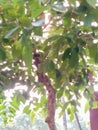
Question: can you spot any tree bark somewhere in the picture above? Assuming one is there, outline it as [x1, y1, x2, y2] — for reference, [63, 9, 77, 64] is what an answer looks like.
[37, 72, 57, 130]
[34, 51, 57, 130]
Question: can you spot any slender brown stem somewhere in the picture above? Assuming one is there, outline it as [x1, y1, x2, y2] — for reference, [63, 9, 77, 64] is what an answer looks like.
[75, 113, 82, 130]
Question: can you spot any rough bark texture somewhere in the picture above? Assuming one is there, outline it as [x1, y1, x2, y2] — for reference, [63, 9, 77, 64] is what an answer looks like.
[34, 51, 57, 130]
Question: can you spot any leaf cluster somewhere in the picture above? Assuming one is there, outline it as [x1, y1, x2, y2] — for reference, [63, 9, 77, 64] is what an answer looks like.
[0, 0, 98, 123]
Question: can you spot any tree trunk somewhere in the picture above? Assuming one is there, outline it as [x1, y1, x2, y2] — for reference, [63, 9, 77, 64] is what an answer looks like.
[34, 51, 57, 130]
[75, 113, 82, 130]
[45, 84, 57, 130]
[37, 72, 57, 130]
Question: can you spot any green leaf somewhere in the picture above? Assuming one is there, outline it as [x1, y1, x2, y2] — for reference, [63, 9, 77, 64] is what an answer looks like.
[88, 44, 97, 58]
[23, 105, 31, 114]
[19, 16, 31, 26]
[4, 117, 7, 124]
[17, 94, 26, 103]
[39, 60, 55, 74]
[0, 47, 6, 60]
[40, 96, 47, 107]
[28, 1, 47, 18]
[63, 12, 71, 27]
[57, 87, 64, 99]
[4, 26, 19, 39]
[95, 52, 98, 63]
[70, 113, 74, 121]
[69, 48, 79, 68]
[67, 106, 75, 121]
[59, 103, 68, 118]
[85, 101, 90, 113]
[62, 48, 72, 61]
[33, 26, 42, 36]
[11, 99, 20, 110]
[77, 5, 87, 13]
[54, 69, 62, 88]
[30, 111, 35, 123]
[20, 30, 33, 70]
[0, 105, 6, 111]
[84, 14, 94, 26]
[91, 7, 98, 21]
[92, 101, 98, 109]
[9, 106, 16, 114]
[22, 42, 32, 69]
[52, 4, 67, 13]
[86, 0, 96, 8]
[45, 60, 55, 72]
[11, 93, 21, 109]
[55, 69, 61, 80]
[12, 40, 22, 58]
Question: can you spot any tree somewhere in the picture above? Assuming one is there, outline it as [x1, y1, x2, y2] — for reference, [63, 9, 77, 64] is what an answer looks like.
[0, 0, 98, 130]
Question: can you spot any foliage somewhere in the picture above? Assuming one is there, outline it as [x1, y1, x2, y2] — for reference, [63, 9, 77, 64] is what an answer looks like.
[0, 113, 89, 130]
[0, 0, 98, 127]
[0, 113, 63, 130]
[0, 114, 32, 130]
